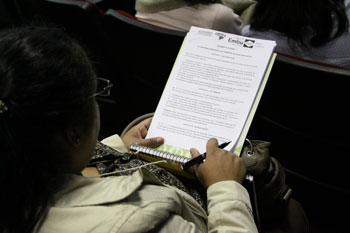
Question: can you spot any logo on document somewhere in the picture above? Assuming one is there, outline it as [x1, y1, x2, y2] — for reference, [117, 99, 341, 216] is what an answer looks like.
[243, 39, 255, 48]
[215, 32, 226, 40]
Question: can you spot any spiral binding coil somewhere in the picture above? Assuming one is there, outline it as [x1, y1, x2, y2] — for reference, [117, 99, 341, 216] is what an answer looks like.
[130, 144, 191, 164]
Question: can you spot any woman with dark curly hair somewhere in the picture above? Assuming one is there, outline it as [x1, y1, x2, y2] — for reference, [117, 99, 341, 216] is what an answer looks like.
[242, 0, 350, 68]
[0, 26, 257, 233]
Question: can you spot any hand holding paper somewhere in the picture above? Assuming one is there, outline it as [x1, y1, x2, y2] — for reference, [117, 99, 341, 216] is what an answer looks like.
[130, 26, 276, 178]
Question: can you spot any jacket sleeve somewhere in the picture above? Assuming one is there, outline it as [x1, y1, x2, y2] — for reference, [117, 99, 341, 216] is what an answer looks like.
[206, 180, 258, 233]
[101, 134, 129, 153]
[101, 134, 258, 232]
[157, 181, 258, 233]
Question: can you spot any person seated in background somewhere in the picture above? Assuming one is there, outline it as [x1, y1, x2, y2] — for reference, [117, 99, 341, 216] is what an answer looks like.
[135, 0, 244, 34]
[0, 26, 258, 233]
[221, 0, 258, 25]
[241, 0, 350, 68]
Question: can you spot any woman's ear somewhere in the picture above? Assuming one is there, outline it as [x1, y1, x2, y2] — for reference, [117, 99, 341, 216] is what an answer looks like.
[65, 127, 81, 147]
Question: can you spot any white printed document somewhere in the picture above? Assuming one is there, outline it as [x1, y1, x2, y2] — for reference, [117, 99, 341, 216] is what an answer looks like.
[146, 26, 276, 157]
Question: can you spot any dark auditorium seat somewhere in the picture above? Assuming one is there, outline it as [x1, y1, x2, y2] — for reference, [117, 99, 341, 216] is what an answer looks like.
[248, 53, 350, 184]
[246, 53, 350, 232]
[89, 0, 136, 15]
[1, 0, 39, 26]
[0, 0, 113, 78]
[24, 0, 115, 80]
[100, 9, 186, 135]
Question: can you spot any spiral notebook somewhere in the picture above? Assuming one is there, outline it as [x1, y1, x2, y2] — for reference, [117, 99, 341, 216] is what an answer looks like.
[130, 143, 195, 179]
[129, 26, 276, 179]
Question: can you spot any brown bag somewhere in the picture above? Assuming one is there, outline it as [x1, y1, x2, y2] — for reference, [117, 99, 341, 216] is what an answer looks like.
[241, 139, 310, 233]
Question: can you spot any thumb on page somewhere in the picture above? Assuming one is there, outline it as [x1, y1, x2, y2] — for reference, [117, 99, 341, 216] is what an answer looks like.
[186, 148, 201, 177]
[138, 137, 164, 148]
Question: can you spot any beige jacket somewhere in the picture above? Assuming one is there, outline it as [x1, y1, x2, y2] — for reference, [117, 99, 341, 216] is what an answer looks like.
[38, 135, 258, 233]
[135, 3, 243, 35]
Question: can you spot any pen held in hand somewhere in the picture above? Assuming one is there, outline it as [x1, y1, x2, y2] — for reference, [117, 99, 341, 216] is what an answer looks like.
[181, 141, 231, 170]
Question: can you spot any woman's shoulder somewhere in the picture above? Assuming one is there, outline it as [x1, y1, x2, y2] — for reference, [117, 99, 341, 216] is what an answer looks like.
[194, 3, 243, 33]
[195, 2, 236, 12]
[40, 172, 205, 233]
